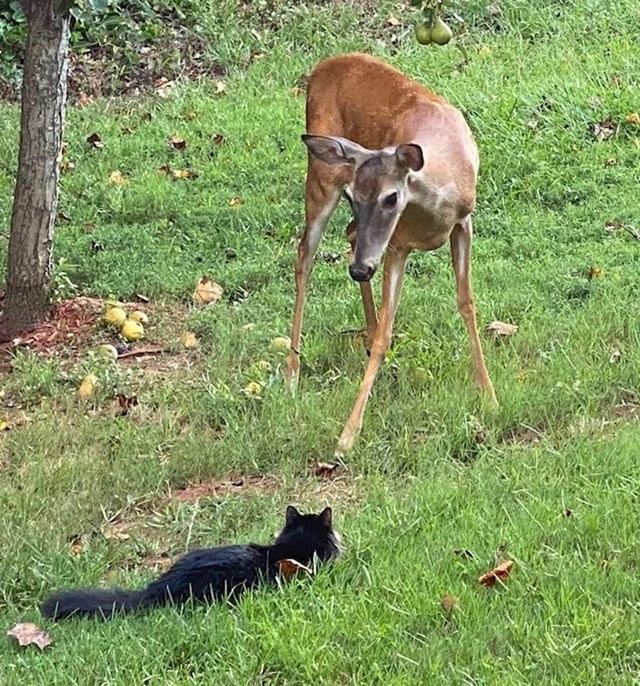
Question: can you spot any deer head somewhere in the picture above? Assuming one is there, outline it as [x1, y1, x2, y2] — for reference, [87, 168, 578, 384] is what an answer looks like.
[302, 134, 424, 281]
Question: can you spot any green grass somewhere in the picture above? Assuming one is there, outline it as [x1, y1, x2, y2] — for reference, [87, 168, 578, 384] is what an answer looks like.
[2, 1, 640, 683]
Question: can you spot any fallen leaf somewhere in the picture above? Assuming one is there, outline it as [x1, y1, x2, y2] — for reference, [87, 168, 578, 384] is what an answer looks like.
[215, 80, 227, 94]
[78, 374, 97, 400]
[485, 320, 519, 338]
[213, 134, 225, 145]
[290, 86, 303, 97]
[87, 132, 104, 149]
[108, 170, 129, 186]
[60, 160, 75, 172]
[193, 277, 223, 304]
[488, 2, 502, 15]
[7, 623, 53, 651]
[609, 348, 622, 363]
[243, 381, 263, 397]
[116, 393, 139, 416]
[315, 461, 338, 478]
[592, 118, 617, 142]
[181, 331, 199, 349]
[133, 293, 150, 303]
[587, 266, 604, 280]
[277, 558, 314, 580]
[70, 543, 83, 556]
[625, 112, 640, 125]
[605, 157, 618, 167]
[229, 197, 244, 207]
[0, 420, 9, 432]
[384, 15, 401, 27]
[241, 323, 255, 332]
[57, 211, 72, 222]
[478, 559, 515, 587]
[440, 594, 458, 614]
[167, 133, 187, 151]
[158, 165, 197, 180]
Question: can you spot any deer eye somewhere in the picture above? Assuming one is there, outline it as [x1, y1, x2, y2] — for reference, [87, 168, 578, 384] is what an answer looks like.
[382, 192, 398, 209]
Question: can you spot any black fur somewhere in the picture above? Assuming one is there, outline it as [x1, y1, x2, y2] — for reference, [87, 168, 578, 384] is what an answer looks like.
[41, 506, 340, 620]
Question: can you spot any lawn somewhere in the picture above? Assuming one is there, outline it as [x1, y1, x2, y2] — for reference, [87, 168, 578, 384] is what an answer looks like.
[1, 1, 640, 683]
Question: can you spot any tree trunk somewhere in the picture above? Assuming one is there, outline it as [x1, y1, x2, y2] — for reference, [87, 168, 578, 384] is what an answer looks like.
[0, 0, 70, 341]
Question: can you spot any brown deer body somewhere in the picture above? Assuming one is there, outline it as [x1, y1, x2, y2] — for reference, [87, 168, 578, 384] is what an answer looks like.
[284, 53, 497, 456]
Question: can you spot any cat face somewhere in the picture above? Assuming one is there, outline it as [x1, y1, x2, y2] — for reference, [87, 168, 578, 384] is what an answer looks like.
[275, 506, 341, 564]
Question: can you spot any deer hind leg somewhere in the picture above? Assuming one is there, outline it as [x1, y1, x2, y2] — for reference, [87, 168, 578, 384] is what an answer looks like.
[284, 162, 342, 393]
[450, 216, 498, 407]
[346, 220, 378, 351]
[335, 244, 409, 457]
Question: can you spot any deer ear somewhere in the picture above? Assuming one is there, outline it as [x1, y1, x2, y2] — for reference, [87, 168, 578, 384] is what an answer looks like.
[285, 505, 301, 525]
[319, 507, 332, 526]
[396, 143, 424, 172]
[302, 135, 368, 167]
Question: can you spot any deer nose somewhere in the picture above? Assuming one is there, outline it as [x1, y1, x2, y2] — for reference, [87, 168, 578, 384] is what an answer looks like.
[349, 263, 376, 282]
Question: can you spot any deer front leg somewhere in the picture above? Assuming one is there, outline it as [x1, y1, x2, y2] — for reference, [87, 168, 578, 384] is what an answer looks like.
[285, 167, 342, 393]
[335, 245, 409, 456]
[346, 220, 378, 350]
[450, 217, 498, 408]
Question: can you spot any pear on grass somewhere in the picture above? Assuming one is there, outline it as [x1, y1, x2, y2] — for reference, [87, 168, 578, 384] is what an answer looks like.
[78, 375, 98, 400]
[104, 307, 127, 328]
[431, 17, 453, 45]
[121, 319, 145, 342]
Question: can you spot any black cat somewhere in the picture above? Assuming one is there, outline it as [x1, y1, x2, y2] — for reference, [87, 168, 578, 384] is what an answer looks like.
[41, 506, 340, 620]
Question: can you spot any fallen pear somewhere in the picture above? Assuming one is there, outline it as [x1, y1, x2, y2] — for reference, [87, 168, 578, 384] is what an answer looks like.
[104, 307, 127, 328]
[269, 336, 291, 353]
[129, 310, 149, 325]
[121, 319, 145, 342]
[95, 344, 118, 360]
[431, 17, 453, 45]
[78, 374, 98, 400]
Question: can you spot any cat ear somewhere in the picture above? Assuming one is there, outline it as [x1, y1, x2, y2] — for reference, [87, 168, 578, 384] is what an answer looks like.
[285, 505, 301, 525]
[319, 507, 332, 526]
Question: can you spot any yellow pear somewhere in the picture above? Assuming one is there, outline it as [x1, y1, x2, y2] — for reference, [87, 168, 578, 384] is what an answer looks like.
[78, 374, 98, 400]
[95, 344, 118, 360]
[121, 319, 145, 341]
[129, 310, 149, 325]
[269, 336, 291, 353]
[104, 307, 127, 328]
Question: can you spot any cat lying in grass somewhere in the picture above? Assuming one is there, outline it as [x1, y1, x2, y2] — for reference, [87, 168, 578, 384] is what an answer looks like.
[42, 506, 340, 620]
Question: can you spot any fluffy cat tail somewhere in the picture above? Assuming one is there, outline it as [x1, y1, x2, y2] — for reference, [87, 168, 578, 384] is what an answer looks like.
[41, 587, 146, 620]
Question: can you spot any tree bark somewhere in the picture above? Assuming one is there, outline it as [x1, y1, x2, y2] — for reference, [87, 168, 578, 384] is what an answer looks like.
[0, 0, 70, 341]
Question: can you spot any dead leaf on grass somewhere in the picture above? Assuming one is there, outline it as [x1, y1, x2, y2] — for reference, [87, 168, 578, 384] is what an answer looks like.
[315, 461, 339, 479]
[625, 112, 640, 125]
[193, 277, 223, 304]
[587, 266, 604, 280]
[485, 320, 519, 338]
[592, 118, 617, 142]
[7, 623, 53, 651]
[228, 196, 244, 207]
[116, 393, 139, 416]
[167, 133, 187, 151]
[158, 164, 198, 180]
[70, 543, 84, 556]
[384, 15, 402, 27]
[277, 558, 314, 580]
[609, 348, 622, 363]
[87, 132, 104, 149]
[180, 331, 199, 349]
[478, 559, 515, 587]
[440, 594, 458, 614]
[213, 134, 225, 145]
[215, 80, 227, 94]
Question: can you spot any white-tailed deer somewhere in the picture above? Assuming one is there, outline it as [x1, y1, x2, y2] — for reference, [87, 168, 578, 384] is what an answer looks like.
[284, 53, 497, 456]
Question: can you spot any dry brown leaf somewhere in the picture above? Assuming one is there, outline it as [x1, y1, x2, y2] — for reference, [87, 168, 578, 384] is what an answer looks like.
[7, 623, 53, 651]
[181, 331, 199, 348]
[108, 170, 129, 186]
[290, 86, 303, 97]
[70, 543, 83, 556]
[215, 80, 227, 94]
[167, 133, 187, 151]
[193, 277, 223, 304]
[625, 112, 640, 125]
[213, 134, 225, 145]
[478, 559, 515, 587]
[87, 132, 104, 149]
[384, 15, 401, 27]
[485, 320, 519, 338]
[116, 393, 139, 417]
[587, 266, 604, 280]
[592, 118, 617, 142]
[277, 558, 314, 580]
[228, 197, 244, 207]
[315, 461, 338, 478]
[440, 594, 458, 614]
[609, 348, 622, 363]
